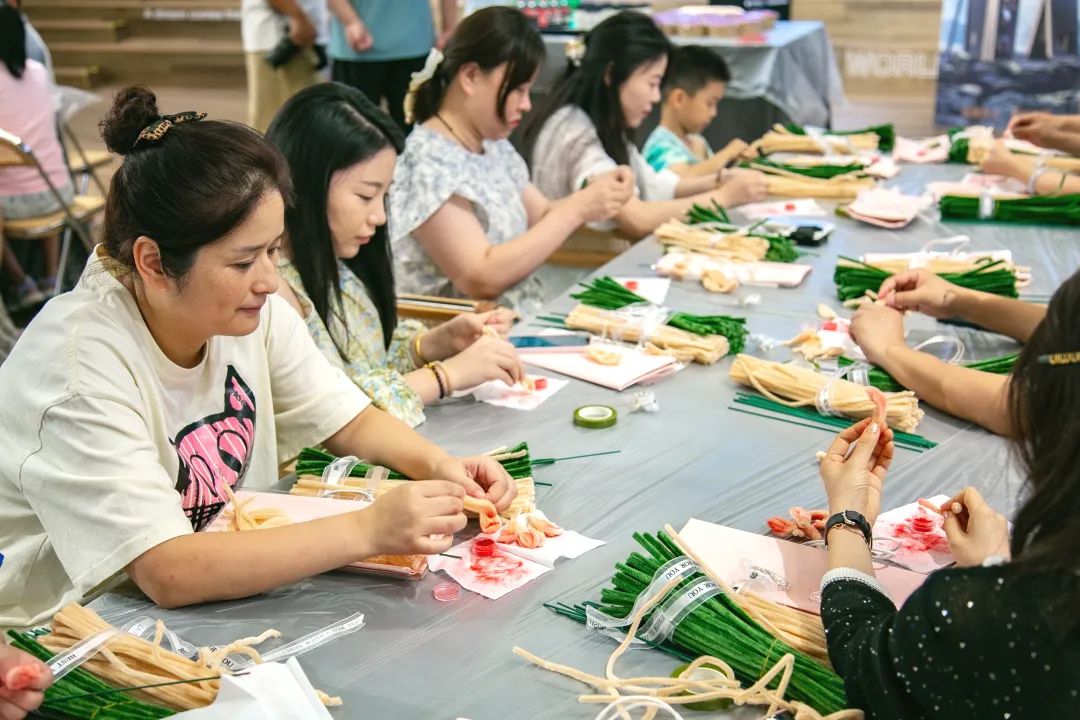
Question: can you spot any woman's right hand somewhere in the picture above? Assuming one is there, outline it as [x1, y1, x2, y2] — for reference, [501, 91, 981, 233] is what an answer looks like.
[573, 166, 635, 222]
[0, 645, 52, 720]
[361, 481, 466, 556]
[941, 486, 1011, 567]
[442, 335, 524, 390]
[713, 168, 768, 207]
[1007, 111, 1062, 148]
[877, 268, 970, 319]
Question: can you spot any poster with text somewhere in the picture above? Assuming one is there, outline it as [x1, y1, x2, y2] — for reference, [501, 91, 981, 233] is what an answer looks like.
[935, 0, 1080, 129]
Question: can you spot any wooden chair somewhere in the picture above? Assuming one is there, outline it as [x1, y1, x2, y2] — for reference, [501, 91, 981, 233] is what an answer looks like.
[548, 226, 634, 268]
[396, 293, 496, 325]
[0, 128, 104, 295]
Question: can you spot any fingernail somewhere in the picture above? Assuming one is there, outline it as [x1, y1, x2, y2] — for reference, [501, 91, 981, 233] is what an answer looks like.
[868, 422, 879, 435]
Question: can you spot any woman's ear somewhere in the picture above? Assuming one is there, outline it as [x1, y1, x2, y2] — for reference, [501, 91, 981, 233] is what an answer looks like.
[131, 236, 172, 293]
[458, 61, 483, 96]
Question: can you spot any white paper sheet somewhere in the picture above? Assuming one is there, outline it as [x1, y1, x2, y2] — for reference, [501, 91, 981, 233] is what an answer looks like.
[893, 135, 950, 164]
[737, 198, 827, 219]
[494, 530, 605, 568]
[170, 659, 333, 720]
[873, 495, 955, 575]
[456, 375, 568, 411]
[611, 277, 671, 305]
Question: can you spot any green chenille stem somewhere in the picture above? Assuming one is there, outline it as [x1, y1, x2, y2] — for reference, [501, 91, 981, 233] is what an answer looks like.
[833, 256, 1018, 301]
[295, 442, 534, 481]
[6, 631, 175, 720]
[570, 276, 750, 352]
[548, 531, 849, 714]
[743, 157, 866, 180]
[835, 353, 1019, 393]
[938, 193, 1080, 226]
[730, 393, 937, 450]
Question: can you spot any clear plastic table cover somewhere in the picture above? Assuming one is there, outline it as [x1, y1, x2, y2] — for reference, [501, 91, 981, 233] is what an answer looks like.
[89, 164, 1080, 719]
[538, 21, 843, 128]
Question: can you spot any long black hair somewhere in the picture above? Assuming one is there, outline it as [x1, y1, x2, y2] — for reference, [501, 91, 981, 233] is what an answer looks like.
[99, 86, 291, 283]
[521, 11, 671, 167]
[1007, 268, 1080, 631]
[410, 6, 544, 125]
[265, 82, 404, 350]
[0, 5, 27, 79]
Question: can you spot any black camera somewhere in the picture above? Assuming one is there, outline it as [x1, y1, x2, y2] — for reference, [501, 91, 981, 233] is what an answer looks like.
[265, 38, 328, 71]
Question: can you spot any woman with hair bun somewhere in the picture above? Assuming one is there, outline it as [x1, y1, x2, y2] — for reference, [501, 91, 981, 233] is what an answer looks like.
[0, 85, 516, 630]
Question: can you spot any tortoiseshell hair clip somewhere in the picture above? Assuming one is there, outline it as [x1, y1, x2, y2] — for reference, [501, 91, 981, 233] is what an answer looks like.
[134, 111, 207, 147]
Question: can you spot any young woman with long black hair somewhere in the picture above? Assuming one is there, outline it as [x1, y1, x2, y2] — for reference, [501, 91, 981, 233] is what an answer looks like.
[522, 11, 767, 240]
[817, 270, 1080, 716]
[266, 83, 523, 427]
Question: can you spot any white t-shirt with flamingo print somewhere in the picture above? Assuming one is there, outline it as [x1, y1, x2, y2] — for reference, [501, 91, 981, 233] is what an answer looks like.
[0, 248, 370, 629]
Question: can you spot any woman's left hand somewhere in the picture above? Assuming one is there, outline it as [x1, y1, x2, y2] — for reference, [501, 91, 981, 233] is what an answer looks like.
[849, 303, 906, 367]
[433, 455, 517, 513]
[426, 308, 518, 359]
[819, 418, 895, 524]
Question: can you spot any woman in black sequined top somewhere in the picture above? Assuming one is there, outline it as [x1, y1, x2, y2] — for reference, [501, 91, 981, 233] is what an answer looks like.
[815, 269, 1080, 718]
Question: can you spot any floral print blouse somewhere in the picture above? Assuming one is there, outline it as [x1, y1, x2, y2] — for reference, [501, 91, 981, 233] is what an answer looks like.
[388, 124, 546, 313]
[277, 258, 426, 427]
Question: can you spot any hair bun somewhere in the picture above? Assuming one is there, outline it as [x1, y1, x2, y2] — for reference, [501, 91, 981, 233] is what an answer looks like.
[99, 85, 161, 155]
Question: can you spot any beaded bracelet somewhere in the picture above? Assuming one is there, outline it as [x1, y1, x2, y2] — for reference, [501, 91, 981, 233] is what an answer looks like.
[432, 361, 452, 397]
[426, 362, 446, 398]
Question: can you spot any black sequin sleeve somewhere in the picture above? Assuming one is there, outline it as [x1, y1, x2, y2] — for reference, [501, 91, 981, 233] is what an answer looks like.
[819, 565, 1079, 719]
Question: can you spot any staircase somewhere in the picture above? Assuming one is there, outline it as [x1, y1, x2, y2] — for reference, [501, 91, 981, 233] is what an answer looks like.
[26, 0, 243, 89]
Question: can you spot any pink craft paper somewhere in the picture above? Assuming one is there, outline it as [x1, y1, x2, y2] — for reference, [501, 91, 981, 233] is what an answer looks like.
[846, 188, 927, 228]
[519, 347, 678, 391]
[678, 518, 926, 615]
[873, 495, 955, 575]
[207, 491, 428, 579]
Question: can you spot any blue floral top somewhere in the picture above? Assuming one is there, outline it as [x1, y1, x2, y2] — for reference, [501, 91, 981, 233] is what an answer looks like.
[278, 258, 426, 427]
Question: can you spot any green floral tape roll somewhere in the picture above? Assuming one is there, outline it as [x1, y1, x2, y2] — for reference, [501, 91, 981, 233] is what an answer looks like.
[573, 405, 617, 429]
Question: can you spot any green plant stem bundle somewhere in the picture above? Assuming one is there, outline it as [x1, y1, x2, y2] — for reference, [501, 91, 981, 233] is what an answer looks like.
[742, 156, 865, 179]
[570, 276, 749, 353]
[295, 443, 534, 481]
[683, 202, 800, 263]
[836, 353, 1019, 393]
[730, 392, 937, 451]
[939, 193, 1080, 226]
[549, 530, 849, 714]
[6, 631, 175, 720]
[833, 256, 1018, 301]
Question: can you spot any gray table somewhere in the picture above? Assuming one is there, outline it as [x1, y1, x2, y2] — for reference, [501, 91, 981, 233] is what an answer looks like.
[91, 164, 1080, 719]
[535, 21, 844, 149]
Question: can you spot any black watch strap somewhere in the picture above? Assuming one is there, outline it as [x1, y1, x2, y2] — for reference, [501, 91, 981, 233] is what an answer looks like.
[824, 510, 873, 549]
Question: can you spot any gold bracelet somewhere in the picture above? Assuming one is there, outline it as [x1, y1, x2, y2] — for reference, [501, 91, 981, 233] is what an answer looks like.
[413, 331, 428, 366]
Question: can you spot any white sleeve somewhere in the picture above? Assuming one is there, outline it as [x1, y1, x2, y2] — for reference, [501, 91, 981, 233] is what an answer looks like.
[631, 145, 680, 201]
[20, 394, 194, 597]
[262, 294, 372, 461]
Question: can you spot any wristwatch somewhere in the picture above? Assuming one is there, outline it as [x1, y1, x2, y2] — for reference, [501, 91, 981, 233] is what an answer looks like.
[824, 510, 873, 549]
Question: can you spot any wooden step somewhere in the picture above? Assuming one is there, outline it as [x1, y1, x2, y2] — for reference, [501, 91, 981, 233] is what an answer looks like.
[36, 18, 129, 43]
[23, 0, 240, 22]
[54, 65, 105, 89]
